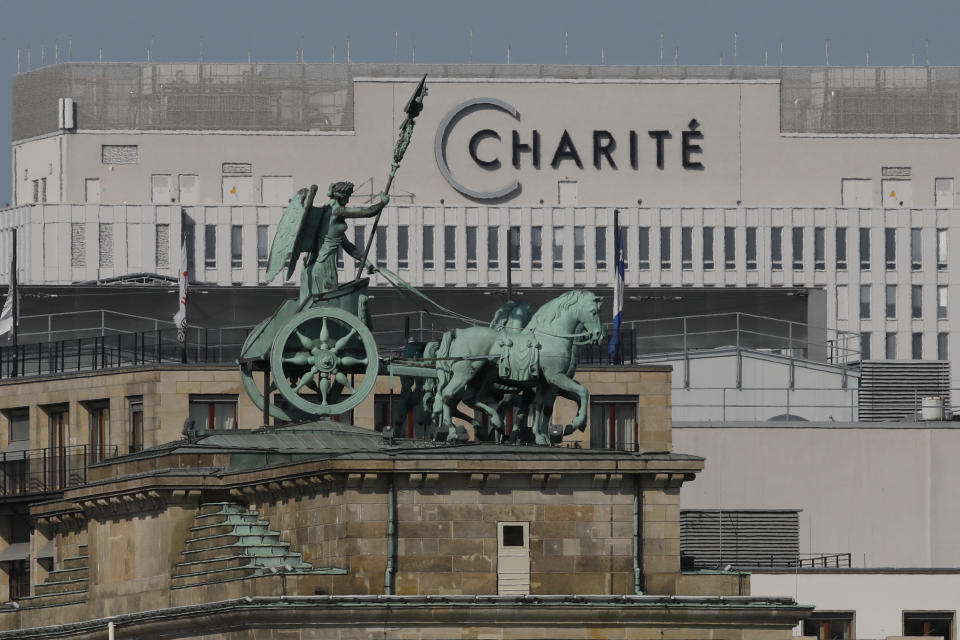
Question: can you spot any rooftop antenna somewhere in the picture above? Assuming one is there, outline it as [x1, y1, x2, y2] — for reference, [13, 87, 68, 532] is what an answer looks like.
[468, 28, 473, 63]
[601, 46, 605, 64]
[563, 31, 568, 63]
[247, 49, 251, 64]
[346, 35, 351, 63]
[733, 32, 737, 64]
[394, 32, 398, 63]
[825, 39, 830, 66]
[331, 44, 335, 63]
[27, 46, 30, 71]
[912, 51, 916, 65]
[41, 43, 45, 66]
[659, 33, 663, 66]
[199, 36, 203, 63]
[506, 43, 510, 64]
[299, 34, 304, 62]
[411, 43, 415, 64]
[925, 39, 930, 66]
[674, 46, 678, 65]
[55, 39, 58, 64]
[866, 49, 870, 66]
[68, 36, 72, 61]
[98, 47, 102, 64]
[779, 40, 783, 66]
[719, 51, 723, 65]
[16, 48, 20, 74]
[764, 49, 768, 66]
[150, 34, 154, 62]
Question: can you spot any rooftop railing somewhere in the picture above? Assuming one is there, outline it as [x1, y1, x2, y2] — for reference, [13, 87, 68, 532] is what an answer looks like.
[0, 444, 118, 496]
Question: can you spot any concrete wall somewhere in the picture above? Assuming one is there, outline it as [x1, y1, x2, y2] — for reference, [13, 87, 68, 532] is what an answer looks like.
[753, 571, 960, 639]
[674, 425, 960, 567]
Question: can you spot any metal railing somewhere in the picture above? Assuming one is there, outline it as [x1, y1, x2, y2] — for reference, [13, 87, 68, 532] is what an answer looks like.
[0, 445, 118, 496]
[786, 553, 852, 569]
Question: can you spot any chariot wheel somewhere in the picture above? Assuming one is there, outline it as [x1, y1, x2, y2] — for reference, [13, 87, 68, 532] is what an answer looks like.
[238, 316, 311, 423]
[270, 306, 379, 416]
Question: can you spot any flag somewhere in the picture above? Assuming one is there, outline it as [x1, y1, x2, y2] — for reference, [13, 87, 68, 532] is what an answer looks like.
[0, 262, 18, 339]
[173, 238, 187, 339]
[607, 226, 625, 361]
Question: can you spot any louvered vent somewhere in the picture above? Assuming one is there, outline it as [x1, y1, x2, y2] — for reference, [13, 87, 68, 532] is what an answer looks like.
[70, 223, 85, 268]
[680, 510, 799, 569]
[858, 361, 951, 422]
[98, 223, 113, 268]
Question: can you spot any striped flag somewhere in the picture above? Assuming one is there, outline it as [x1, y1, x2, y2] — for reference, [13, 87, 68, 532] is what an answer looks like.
[173, 238, 188, 342]
[608, 225, 625, 361]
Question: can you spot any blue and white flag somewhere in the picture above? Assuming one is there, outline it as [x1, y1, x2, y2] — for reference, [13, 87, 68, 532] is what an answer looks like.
[608, 226, 625, 360]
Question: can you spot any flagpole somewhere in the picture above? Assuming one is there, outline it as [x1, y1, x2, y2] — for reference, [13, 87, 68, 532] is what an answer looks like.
[10, 228, 18, 378]
[613, 209, 620, 364]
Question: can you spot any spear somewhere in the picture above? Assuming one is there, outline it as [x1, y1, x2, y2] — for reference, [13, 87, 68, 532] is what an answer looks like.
[356, 75, 427, 279]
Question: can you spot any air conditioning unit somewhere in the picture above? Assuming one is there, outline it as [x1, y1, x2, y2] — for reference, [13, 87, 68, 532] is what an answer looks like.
[58, 98, 76, 130]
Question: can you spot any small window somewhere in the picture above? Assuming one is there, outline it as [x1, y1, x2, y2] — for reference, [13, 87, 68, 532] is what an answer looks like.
[594, 227, 606, 270]
[516, 226, 528, 268]
[911, 228, 922, 270]
[204, 226, 216, 270]
[423, 226, 434, 270]
[573, 226, 585, 270]
[938, 285, 948, 319]
[638, 227, 650, 270]
[886, 284, 897, 319]
[32, 179, 39, 203]
[723, 227, 735, 270]
[745, 227, 757, 270]
[589, 396, 638, 451]
[553, 228, 564, 269]
[156, 224, 170, 269]
[376, 228, 387, 268]
[912, 332, 923, 360]
[7, 409, 29, 443]
[937, 229, 948, 270]
[444, 226, 456, 269]
[703, 227, 715, 270]
[859, 285, 871, 319]
[836, 285, 848, 322]
[938, 332, 948, 361]
[859, 228, 871, 270]
[257, 225, 268, 269]
[885, 332, 897, 359]
[903, 611, 953, 639]
[8, 559, 29, 601]
[40, 177, 47, 203]
[912, 285, 922, 319]
[230, 225, 242, 269]
[660, 227, 671, 269]
[502, 525, 525, 547]
[861, 332, 871, 360]
[792, 228, 803, 270]
[835, 227, 847, 270]
[814, 227, 825, 270]
[770, 227, 782, 270]
[465, 226, 477, 269]
[802, 612, 853, 640]
[398, 226, 409, 269]
[885, 228, 896, 270]
[128, 397, 144, 454]
[488, 227, 500, 269]
[87, 401, 110, 463]
[188, 394, 238, 430]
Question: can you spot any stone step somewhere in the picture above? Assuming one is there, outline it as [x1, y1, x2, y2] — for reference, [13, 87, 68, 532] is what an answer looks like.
[189, 522, 272, 537]
[59, 555, 89, 571]
[194, 511, 262, 526]
[198, 502, 250, 517]
[170, 565, 258, 588]
[181, 542, 301, 563]
[46, 566, 88, 581]
[174, 553, 311, 575]
[17, 590, 87, 609]
[184, 532, 282, 551]
[34, 577, 88, 597]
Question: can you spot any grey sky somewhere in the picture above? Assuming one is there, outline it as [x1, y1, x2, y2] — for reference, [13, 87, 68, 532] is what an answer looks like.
[2, 0, 958, 204]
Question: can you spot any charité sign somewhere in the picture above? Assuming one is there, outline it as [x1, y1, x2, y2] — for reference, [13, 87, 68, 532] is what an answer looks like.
[434, 97, 705, 201]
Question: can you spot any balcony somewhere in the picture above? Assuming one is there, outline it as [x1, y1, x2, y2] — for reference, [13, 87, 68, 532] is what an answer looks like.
[0, 445, 118, 496]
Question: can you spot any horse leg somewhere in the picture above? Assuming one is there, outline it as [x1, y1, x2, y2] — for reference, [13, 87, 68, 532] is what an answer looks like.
[438, 362, 480, 442]
[544, 371, 590, 433]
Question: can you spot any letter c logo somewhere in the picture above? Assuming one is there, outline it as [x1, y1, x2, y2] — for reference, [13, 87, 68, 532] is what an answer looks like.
[434, 98, 521, 201]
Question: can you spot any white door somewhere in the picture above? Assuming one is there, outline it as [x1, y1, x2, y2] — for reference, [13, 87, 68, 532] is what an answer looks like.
[222, 176, 253, 204]
[261, 176, 294, 205]
[497, 522, 530, 595]
[841, 178, 872, 207]
[151, 174, 172, 204]
[882, 179, 912, 208]
[935, 177, 954, 208]
[179, 174, 199, 204]
[558, 181, 578, 206]
[84, 178, 101, 204]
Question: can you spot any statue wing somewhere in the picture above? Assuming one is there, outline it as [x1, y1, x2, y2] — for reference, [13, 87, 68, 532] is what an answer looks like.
[265, 184, 318, 283]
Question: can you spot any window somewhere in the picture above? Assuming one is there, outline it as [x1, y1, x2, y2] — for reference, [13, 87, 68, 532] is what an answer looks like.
[935, 177, 955, 208]
[886, 285, 897, 319]
[859, 228, 871, 270]
[861, 332, 871, 360]
[188, 395, 238, 430]
[70, 223, 86, 268]
[423, 226, 434, 269]
[885, 332, 897, 359]
[814, 227, 825, 270]
[681, 227, 693, 269]
[553, 228, 564, 269]
[444, 226, 455, 269]
[573, 226, 585, 270]
[156, 224, 170, 269]
[31, 179, 38, 203]
[912, 285, 922, 319]
[466, 226, 477, 269]
[99, 223, 113, 268]
[88, 402, 110, 463]
[703, 227, 715, 270]
[836, 227, 847, 270]
[770, 227, 782, 270]
[860, 285, 871, 319]
[48, 406, 69, 489]
[40, 177, 46, 203]
[724, 227, 735, 270]
[638, 227, 650, 269]
[885, 228, 896, 270]
[802, 612, 853, 640]
[353, 225, 365, 267]
[937, 229, 947, 270]
[257, 225, 268, 268]
[7, 409, 28, 443]
[912, 332, 923, 359]
[502, 524, 525, 547]
[376, 228, 387, 268]
[836, 285, 848, 321]
[938, 285, 948, 319]
[261, 176, 293, 205]
[101, 144, 138, 164]
[938, 332, 948, 361]
[151, 174, 171, 204]
[7, 559, 29, 602]
[746, 227, 757, 270]
[230, 225, 242, 268]
[517, 226, 529, 268]
[84, 178, 101, 203]
[911, 228, 922, 270]
[204, 226, 216, 269]
[660, 227, 671, 269]
[488, 228, 499, 269]
[589, 397, 638, 451]
[595, 227, 606, 270]
[373, 395, 393, 432]
[398, 226, 409, 269]
[792, 228, 803, 270]
[903, 611, 953, 639]
[128, 397, 143, 454]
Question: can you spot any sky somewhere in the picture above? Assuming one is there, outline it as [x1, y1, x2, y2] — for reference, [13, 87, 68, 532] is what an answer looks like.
[2, 0, 960, 204]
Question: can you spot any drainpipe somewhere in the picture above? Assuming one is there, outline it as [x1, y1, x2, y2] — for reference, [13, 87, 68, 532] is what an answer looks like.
[107, 621, 115, 640]
[384, 474, 397, 595]
[633, 477, 644, 594]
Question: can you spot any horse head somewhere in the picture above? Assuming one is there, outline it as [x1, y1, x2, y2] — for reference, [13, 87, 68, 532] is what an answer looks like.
[575, 292, 606, 345]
